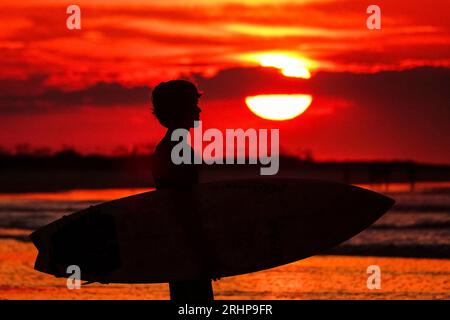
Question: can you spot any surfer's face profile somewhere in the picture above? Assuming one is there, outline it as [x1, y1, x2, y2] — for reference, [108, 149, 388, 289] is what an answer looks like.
[181, 95, 201, 127]
[151, 80, 202, 130]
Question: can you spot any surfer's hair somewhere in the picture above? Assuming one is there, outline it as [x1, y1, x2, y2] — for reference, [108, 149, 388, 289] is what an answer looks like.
[151, 80, 201, 128]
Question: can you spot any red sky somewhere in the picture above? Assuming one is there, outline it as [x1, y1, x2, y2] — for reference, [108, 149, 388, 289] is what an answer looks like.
[1, 0, 450, 163]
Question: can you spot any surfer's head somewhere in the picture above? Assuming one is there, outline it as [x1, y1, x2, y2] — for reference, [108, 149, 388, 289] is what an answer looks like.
[151, 80, 202, 129]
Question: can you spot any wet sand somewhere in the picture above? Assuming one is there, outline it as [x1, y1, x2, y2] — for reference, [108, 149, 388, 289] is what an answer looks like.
[1, 239, 448, 300]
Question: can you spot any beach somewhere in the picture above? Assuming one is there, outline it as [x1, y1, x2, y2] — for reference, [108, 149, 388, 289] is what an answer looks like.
[0, 239, 448, 300]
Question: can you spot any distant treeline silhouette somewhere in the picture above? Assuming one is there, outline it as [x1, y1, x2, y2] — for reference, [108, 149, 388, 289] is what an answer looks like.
[1, 148, 450, 193]
[0, 148, 151, 171]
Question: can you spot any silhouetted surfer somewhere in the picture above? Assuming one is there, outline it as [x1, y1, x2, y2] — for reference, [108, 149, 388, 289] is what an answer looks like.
[151, 80, 215, 301]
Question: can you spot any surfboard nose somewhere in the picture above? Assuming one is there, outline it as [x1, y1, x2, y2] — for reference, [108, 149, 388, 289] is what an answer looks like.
[377, 194, 395, 220]
[383, 195, 396, 210]
[372, 190, 395, 211]
[353, 186, 396, 221]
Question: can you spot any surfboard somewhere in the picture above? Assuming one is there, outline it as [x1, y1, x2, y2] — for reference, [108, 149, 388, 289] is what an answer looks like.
[30, 178, 394, 283]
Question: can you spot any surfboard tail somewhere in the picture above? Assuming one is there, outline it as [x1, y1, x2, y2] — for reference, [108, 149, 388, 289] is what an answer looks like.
[29, 229, 51, 268]
[29, 230, 43, 251]
[29, 230, 53, 274]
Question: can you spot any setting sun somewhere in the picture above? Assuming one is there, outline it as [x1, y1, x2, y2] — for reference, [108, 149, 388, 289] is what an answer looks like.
[245, 94, 313, 120]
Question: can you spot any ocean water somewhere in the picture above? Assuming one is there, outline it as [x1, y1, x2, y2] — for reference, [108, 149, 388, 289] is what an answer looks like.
[0, 182, 449, 299]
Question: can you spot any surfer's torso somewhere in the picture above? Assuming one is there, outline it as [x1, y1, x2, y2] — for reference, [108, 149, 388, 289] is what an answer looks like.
[152, 131, 198, 189]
